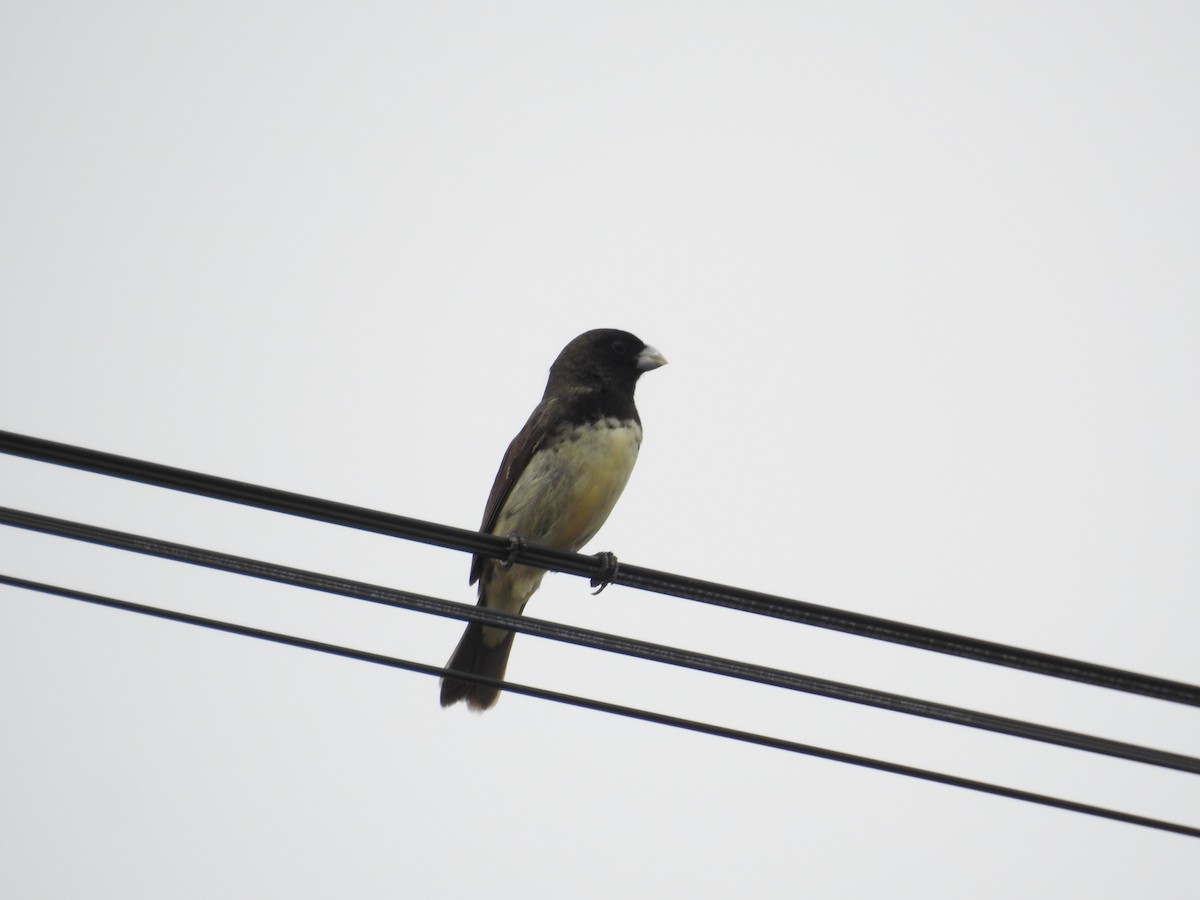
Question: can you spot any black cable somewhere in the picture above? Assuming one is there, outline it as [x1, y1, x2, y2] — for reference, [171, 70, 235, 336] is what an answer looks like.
[1, 428, 1197, 706]
[3, 573, 1197, 840]
[2, 504, 1197, 776]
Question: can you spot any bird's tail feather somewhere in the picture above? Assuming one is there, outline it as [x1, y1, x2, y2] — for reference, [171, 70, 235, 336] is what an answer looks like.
[439, 621, 515, 712]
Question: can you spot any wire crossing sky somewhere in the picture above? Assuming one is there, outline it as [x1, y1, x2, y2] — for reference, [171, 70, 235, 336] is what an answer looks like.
[5, 573, 1198, 840]
[2, 502, 1198, 777]
[3, 428, 1196, 705]
[2, 433, 1199, 838]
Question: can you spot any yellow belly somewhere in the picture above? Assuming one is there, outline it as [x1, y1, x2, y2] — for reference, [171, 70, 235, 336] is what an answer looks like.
[480, 417, 643, 639]
[494, 417, 643, 553]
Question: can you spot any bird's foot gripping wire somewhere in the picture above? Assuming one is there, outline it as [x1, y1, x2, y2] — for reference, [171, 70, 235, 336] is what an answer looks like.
[590, 551, 619, 595]
[501, 533, 527, 569]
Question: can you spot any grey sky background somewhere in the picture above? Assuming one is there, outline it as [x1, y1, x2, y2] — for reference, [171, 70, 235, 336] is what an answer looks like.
[3, 3, 1198, 897]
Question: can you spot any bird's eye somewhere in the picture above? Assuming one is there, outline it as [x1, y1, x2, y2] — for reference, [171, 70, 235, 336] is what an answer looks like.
[611, 340, 627, 355]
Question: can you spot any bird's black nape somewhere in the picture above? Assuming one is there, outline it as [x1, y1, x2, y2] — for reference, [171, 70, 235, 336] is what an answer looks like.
[545, 329, 664, 397]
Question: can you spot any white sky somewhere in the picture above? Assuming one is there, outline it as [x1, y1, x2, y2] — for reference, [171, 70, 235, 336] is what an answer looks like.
[3, 2, 1199, 897]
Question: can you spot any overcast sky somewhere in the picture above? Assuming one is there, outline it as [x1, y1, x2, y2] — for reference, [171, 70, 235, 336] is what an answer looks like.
[3, 3, 1199, 897]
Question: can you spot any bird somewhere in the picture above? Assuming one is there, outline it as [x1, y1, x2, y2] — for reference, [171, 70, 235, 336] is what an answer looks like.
[439, 328, 667, 711]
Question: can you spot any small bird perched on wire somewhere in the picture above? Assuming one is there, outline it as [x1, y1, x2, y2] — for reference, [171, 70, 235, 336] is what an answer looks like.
[439, 328, 667, 711]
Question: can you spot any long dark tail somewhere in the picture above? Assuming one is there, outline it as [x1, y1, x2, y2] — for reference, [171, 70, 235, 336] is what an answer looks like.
[439, 621, 515, 712]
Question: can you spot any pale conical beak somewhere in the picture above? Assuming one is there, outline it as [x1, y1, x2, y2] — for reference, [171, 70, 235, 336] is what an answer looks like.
[636, 345, 667, 371]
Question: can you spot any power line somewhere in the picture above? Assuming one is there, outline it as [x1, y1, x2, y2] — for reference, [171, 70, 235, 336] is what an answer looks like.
[1, 428, 1197, 706]
[2, 504, 1197, 776]
[3, 572, 1197, 840]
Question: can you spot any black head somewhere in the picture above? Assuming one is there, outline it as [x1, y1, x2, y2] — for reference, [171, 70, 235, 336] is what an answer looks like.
[545, 329, 667, 398]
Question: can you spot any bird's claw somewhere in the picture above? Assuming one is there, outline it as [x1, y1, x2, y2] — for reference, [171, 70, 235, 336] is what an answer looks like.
[502, 533, 527, 568]
[590, 551, 619, 594]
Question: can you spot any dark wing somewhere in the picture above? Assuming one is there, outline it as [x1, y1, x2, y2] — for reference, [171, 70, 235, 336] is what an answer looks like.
[469, 397, 562, 585]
